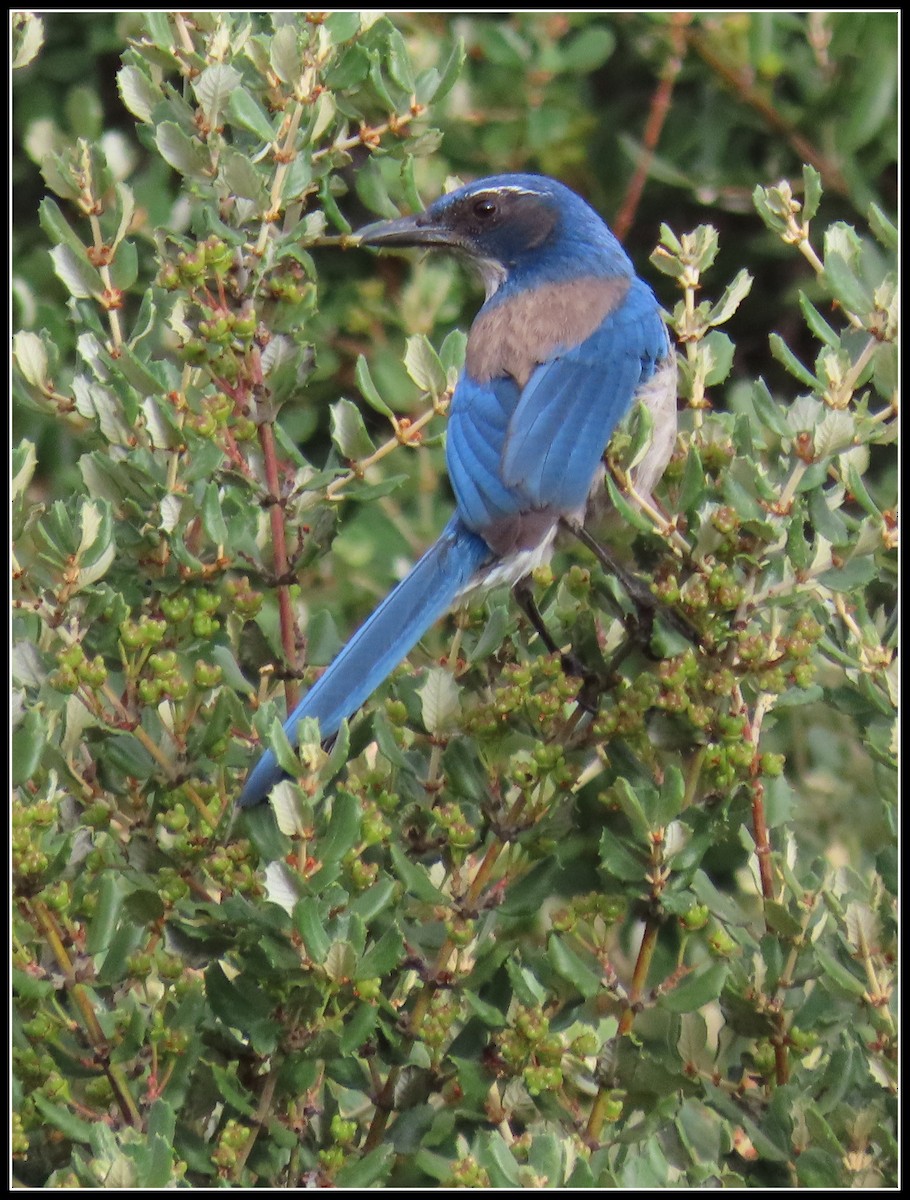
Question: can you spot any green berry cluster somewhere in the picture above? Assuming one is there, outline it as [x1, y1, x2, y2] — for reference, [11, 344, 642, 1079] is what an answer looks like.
[48, 640, 108, 696]
[498, 1005, 566, 1096]
[466, 654, 582, 742]
[550, 892, 626, 936]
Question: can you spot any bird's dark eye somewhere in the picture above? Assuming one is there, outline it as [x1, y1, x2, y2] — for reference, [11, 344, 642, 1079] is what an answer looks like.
[473, 198, 498, 218]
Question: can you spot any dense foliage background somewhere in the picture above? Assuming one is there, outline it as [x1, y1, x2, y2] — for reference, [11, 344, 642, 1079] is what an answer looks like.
[12, 11, 897, 1187]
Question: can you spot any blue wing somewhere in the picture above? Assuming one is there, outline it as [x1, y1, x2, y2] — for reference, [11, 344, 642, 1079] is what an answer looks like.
[447, 278, 669, 536]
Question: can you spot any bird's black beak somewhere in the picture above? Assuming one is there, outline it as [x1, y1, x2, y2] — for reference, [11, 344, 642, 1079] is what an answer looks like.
[355, 212, 464, 251]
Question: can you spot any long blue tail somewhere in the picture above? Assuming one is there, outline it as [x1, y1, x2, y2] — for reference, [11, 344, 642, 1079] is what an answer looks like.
[237, 517, 493, 808]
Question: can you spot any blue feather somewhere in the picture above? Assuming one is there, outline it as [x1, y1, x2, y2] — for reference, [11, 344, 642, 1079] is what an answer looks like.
[237, 518, 491, 808]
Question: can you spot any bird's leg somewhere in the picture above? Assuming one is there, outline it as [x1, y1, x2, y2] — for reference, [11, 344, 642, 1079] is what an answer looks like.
[563, 519, 699, 648]
[512, 578, 602, 713]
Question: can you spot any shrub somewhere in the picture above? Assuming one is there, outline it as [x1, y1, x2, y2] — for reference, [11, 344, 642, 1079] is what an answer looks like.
[13, 12, 896, 1187]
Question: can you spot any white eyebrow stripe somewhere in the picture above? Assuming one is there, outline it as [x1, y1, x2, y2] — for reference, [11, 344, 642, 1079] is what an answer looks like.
[470, 185, 545, 199]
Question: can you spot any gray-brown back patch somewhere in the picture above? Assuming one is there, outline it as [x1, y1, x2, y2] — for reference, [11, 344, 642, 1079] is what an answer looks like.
[466, 275, 631, 388]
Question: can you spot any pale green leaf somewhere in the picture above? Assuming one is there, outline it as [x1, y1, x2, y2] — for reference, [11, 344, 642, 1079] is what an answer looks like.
[49, 244, 103, 299]
[330, 397, 375, 459]
[12, 442, 38, 509]
[225, 88, 276, 142]
[192, 63, 243, 124]
[155, 122, 211, 180]
[404, 334, 446, 395]
[263, 859, 302, 914]
[417, 668, 461, 734]
[270, 23, 301, 84]
[706, 269, 753, 326]
[12, 331, 48, 387]
[12, 12, 44, 69]
[117, 64, 161, 123]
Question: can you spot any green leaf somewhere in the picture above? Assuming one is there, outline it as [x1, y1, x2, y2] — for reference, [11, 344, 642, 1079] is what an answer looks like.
[86, 875, 125, 955]
[823, 223, 872, 314]
[12, 440, 38, 499]
[349, 877, 397, 924]
[558, 26, 615, 71]
[270, 23, 301, 84]
[12, 11, 44, 69]
[814, 945, 866, 996]
[12, 708, 45, 786]
[795, 1148, 845, 1188]
[279, 154, 314, 203]
[661, 961, 728, 1012]
[701, 330, 735, 386]
[355, 157, 400, 219]
[110, 240, 138, 291]
[201, 482, 231, 546]
[678, 442, 707, 513]
[676, 1099, 725, 1166]
[477, 1132, 522, 1188]
[763, 900, 802, 937]
[367, 52, 397, 109]
[32, 1096, 94, 1144]
[209, 1063, 258, 1116]
[390, 844, 447, 903]
[417, 668, 460, 734]
[798, 292, 840, 349]
[154, 122, 211, 180]
[145, 10, 176, 49]
[706, 269, 753, 326]
[817, 556, 876, 591]
[324, 11, 362, 42]
[813, 410, 855, 459]
[294, 897, 331, 962]
[463, 992, 507, 1028]
[603, 472, 656, 533]
[867, 202, 897, 251]
[607, 777, 652, 840]
[38, 197, 88, 258]
[205, 961, 275, 1028]
[339, 1002, 380, 1055]
[310, 91, 336, 143]
[801, 163, 823, 222]
[335, 1145, 395, 1188]
[330, 397, 376, 459]
[843, 462, 882, 518]
[432, 38, 465, 103]
[49, 244, 103, 299]
[319, 792, 362, 864]
[355, 354, 395, 419]
[356, 925, 404, 978]
[823, 255, 873, 316]
[386, 28, 415, 92]
[547, 933, 602, 999]
[192, 63, 242, 124]
[769, 333, 820, 388]
[12, 331, 49, 387]
[599, 830, 646, 882]
[702, 1082, 789, 1162]
[220, 148, 267, 204]
[804, 1102, 847, 1159]
[225, 88, 276, 141]
[117, 64, 162, 123]
[324, 939, 358, 983]
[657, 766, 686, 825]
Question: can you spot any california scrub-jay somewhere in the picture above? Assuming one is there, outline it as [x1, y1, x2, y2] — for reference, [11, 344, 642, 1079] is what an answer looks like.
[238, 174, 676, 809]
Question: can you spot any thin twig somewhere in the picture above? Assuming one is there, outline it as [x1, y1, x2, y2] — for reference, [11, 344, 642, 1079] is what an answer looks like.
[614, 13, 690, 243]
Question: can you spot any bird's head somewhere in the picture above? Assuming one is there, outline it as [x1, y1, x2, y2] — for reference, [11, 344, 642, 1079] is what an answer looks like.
[356, 174, 629, 299]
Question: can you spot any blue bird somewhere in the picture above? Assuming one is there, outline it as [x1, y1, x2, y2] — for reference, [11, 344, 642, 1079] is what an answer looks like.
[238, 174, 676, 809]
